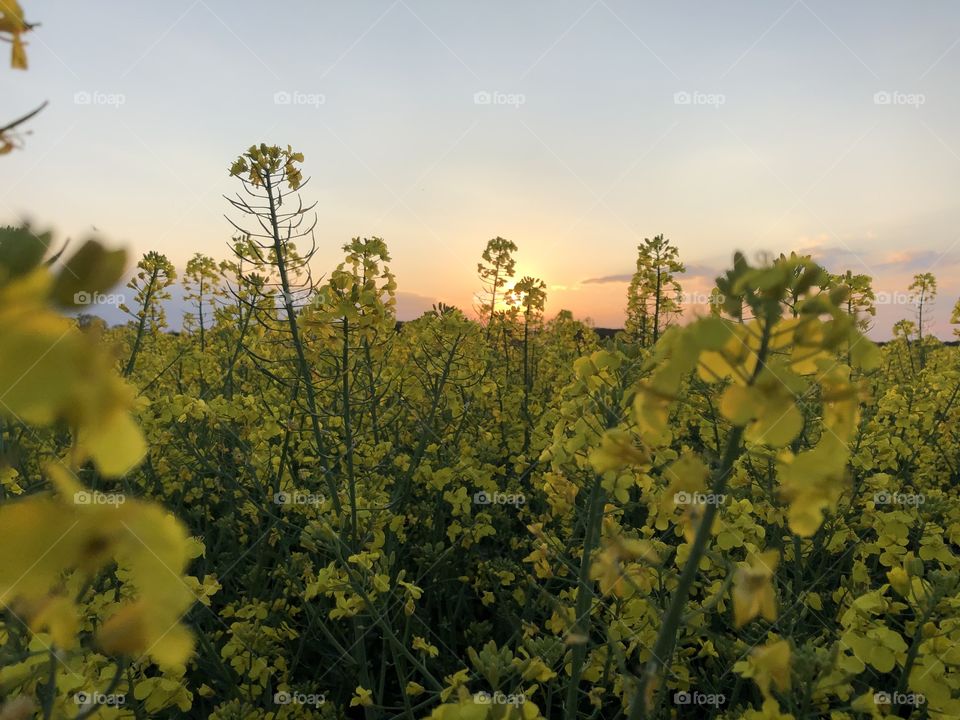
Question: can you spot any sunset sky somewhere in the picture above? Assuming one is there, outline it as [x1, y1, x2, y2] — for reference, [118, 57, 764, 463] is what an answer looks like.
[5, 1, 960, 337]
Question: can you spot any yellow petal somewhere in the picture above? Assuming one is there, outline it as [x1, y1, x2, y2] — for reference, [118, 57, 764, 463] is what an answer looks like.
[26, 595, 78, 649]
[80, 409, 147, 477]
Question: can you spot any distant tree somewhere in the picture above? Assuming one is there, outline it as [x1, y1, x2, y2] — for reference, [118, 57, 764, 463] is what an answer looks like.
[831, 269, 876, 332]
[767, 252, 830, 320]
[183, 252, 225, 353]
[121, 251, 176, 377]
[476, 236, 517, 336]
[505, 276, 547, 451]
[892, 318, 918, 375]
[625, 234, 684, 346]
[909, 272, 937, 341]
[708, 287, 726, 318]
[76, 312, 106, 333]
[505, 276, 547, 331]
[893, 319, 916, 342]
[951, 298, 960, 339]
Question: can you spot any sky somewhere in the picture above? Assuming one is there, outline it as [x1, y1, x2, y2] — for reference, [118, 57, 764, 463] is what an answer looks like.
[4, 0, 960, 338]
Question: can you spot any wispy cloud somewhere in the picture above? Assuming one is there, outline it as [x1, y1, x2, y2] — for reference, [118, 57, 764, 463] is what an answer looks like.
[581, 273, 633, 284]
[798, 245, 960, 275]
[581, 262, 720, 285]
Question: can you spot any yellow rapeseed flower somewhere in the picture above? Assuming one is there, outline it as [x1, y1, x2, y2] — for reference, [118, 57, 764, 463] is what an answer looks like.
[733, 550, 779, 627]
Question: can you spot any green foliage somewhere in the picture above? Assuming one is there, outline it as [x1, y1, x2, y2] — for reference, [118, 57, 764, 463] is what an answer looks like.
[625, 234, 684, 346]
[477, 236, 518, 332]
[4, 209, 960, 719]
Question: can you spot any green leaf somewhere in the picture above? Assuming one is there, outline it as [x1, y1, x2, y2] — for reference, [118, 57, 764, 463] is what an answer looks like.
[694, 316, 731, 350]
[51, 240, 127, 307]
[0, 225, 49, 283]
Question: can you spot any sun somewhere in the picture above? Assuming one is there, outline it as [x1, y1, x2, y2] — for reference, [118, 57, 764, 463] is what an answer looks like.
[492, 265, 544, 310]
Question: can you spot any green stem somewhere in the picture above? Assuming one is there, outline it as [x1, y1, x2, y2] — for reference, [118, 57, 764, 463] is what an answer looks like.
[41, 649, 56, 720]
[629, 321, 772, 719]
[629, 424, 745, 720]
[563, 474, 607, 720]
[123, 268, 159, 377]
[261, 170, 343, 518]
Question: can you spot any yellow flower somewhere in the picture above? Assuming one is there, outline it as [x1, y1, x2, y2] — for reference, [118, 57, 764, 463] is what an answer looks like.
[588, 429, 650, 474]
[678, 502, 705, 544]
[0, 0, 30, 69]
[741, 698, 795, 720]
[887, 566, 911, 597]
[749, 640, 792, 698]
[0, 265, 146, 477]
[0, 463, 196, 664]
[97, 599, 194, 668]
[733, 551, 779, 627]
[661, 453, 710, 542]
[351, 686, 374, 707]
[22, 594, 77, 649]
[719, 362, 805, 448]
[777, 436, 848, 537]
[413, 636, 440, 657]
[590, 535, 659, 598]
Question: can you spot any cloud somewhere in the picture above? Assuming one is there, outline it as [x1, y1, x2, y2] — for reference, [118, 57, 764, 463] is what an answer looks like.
[581, 262, 720, 285]
[581, 273, 633, 284]
[796, 244, 959, 276]
[680, 263, 722, 279]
